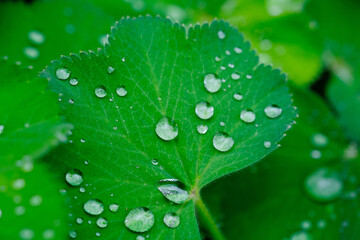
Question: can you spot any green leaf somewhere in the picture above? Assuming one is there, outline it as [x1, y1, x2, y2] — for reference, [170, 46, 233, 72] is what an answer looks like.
[42, 17, 296, 239]
[0, 0, 113, 71]
[203, 87, 357, 240]
[0, 58, 72, 239]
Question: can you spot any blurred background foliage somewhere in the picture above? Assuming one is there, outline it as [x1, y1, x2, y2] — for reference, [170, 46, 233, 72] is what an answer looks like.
[0, 0, 359, 239]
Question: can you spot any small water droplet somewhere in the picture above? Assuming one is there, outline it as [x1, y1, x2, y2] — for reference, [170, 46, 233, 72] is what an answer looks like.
[122, 57, 126, 62]
[290, 231, 311, 240]
[95, 86, 107, 98]
[68, 99, 74, 104]
[311, 150, 321, 159]
[107, 66, 115, 74]
[234, 47, 242, 54]
[264, 104, 282, 118]
[158, 179, 189, 204]
[228, 63, 234, 68]
[65, 169, 83, 187]
[311, 133, 328, 148]
[163, 212, 180, 228]
[29, 195, 42, 206]
[204, 74, 221, 93]
[70, 78, 78, 86]
[56, 68, 71, 80]
[240, 110, 256, 123]
[305, 167, 343, 202]
[136, 236, 145, 240]
[151, 159, 158, 166]
[109, 203, 119, 213]
[116, 86, 127, 97]
[24, 47, 39, 59]
[155, 117, 178, 141]
[13, 178, 25, 190]
[20, 229, 34, 240]
[76, 217, 83, 225]
[231, 73, 240, 80]
[217, 30, 226, 39]
[215, 56, 221, 62]
[69, 230, 77, 239]
[83, 199, 104, 216]
[197, 124, 208, 134]
[264, 141, 271, 149]
[0, 125, 4, 134]
[213, 132, 234, 152]
[220, 122, 225, 126]
[246, 74, 253, 79]
[96, 217, 108, 228]
[124, 207, 154, 233]
[28, 30, 45, 45]
[195, 101, 214, 120]
[233, 93, 243, 101]
[225, 50, 231, 55]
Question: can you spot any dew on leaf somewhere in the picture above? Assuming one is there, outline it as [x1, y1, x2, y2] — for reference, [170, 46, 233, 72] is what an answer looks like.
[24, 47, 39, 59]
[96, 217, 108, 228]
[305, 167, 343, 202]
[107, 66, 115, 74]
[158, 179, 189, 204]
[116, 86, 127, 97]
[124, 207, 154, 233]
[217, 30, 226, 39]
[233, 93, 243, 101]
[311, 133, 328, 148]
[264, 104, 282, 118]
[69, 230, 77, 239]
[70, 78, 78, 86]
[163, 212, 180, 228]
[56, 68, 71, 80]
[28, 30, 45, 45]
[109, 203, 119, 213]
[197, 124, 208, 134]
[76, 217, 83, 225]
[204, 73, 221, 93]
[240, 110, 256, 123]
[65, 169, 83, 187]
[83, 199, 104, 216]
[155, 117, 178, 141]
[195, 101, 214, 120]
[213, 132, 234, 152]
[234, 47, 243, 54]
[95, 86, 107, 98]
[264, 141, 272, 149]
[231, 73, 240, 80]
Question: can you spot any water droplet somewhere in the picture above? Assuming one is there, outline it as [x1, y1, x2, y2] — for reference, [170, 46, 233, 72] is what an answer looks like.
[13, 178, 25, 190]
[163, 212, 180, 228]
[28, 30, 45, 45]
[305, 167, 343, 202]
[240, 110, 256, 123]
[80, 187, 86, 193]
[107, 66, 115, 74]
[231, 73, 240, 80]
[124, 207, 154, 233]
[228, 63, 234, 68]
[311, 150, 321, 159]
[246, 74, 253, 79]
[204, 74, 221, 93]
[151, 159, 158, 166]
[76, 217, 83, 225]
[158, 179, 189, 204]
[217, 30, 226, 39]
[311, 133, 328, 148]
[29, 195, 42, 206]
[65, 169, 83, 187]
[301, 220, 312, 230]
[136, 236, 145, 240]
[197, 124, 208, 134]
[95, 86, 107, 98]
[83, 199, 104, 215]
[225, 50, 231, 55]
[155, 117, 178, 141]
[220, 122, 225, 126]
[290, 231, 311, 240]
[233, 93, 243, 101]
[264, 141, 271, 149]
[20, 229, 34, 240]
[70, 78, 78, 86]
[0, 125, 4, 134]
[68, 99, 74, 104]
[264, 104, 282, 118]
[69, 230, 77, 239]
[109, 203, 119, 213]
[56, 68, 71, 80]
[24, 47, 39, 59]
[195, 101, 214, 120]
[234, 47, 242, 54]
[42, 229, 55, 239]
[213, 132, 234, 152]
[116, 86, 127, 97]
[215, 56, 221, 62]
[96, 217, 108, 228]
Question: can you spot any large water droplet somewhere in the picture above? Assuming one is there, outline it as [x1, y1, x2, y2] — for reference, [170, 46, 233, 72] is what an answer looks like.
[158, 179, 189, 204]
[204, 74, 221, 93]
[65, 169, 83, 187]
[311, 133, 328, 148]
[197, 124, 208, 134]
[217, 30, 226, 39]
[116, 86, 127, 97]
[83, 199, 104, 215]
[155, 117, 178, 141]
[96, 217, 108, 228]
[28, 30, 45, 45]
[95, 86, 107, 98]
[240, 110, 256, 123]
[305, 167, 343, 202]
[124, 207, 154, 233]
[195, 102, 214, 120]
[264, 104, 282, 118]
[213, 132, 234, 152]
[163, 212, 180, 228]
[56, 68, 71, 80]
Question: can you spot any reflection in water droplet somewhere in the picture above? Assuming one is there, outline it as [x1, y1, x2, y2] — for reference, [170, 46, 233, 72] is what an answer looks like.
[240, 110, 256, 123]
[197, 124, 208, 134]
[65, 169, 83, 186]
[158, 179, 189, 204]
[116, 86, 127, 97]
[217, 31, 226, 39]
[28, 30, 45, 45]
[56, 68, 71, 80]
[231, 73, 240, 80]
[96, 217, 108, 228]
[109, 203, 119, 213]
[95, 86, 107, 98]
[124, 207, 154, 233]
[195, 102, 214, 120]
[107, 66, 115, 74]
[155, 117, 178, 141]
[264, 104, 282, 118]
[264, 141, 271, 149]
[163, 212, 180, 228]
[233, 93, 243, 101]
[70, 78, 78, 86]
[83, 199, 104, 216]
[213, 132, 234, 152]
[311, 133, 328, 148]
[204, 74, 221, 93]
[305, 167, 343, 202]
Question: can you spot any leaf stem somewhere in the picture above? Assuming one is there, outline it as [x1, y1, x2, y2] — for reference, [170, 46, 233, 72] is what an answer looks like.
[196, 195, 226, 240]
